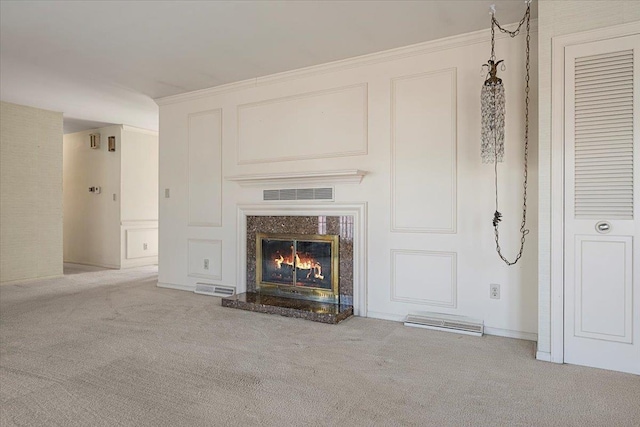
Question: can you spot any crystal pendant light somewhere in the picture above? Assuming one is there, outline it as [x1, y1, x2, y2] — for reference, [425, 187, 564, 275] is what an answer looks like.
[481, 59, 505, 163]
[482, 0, 532, 266]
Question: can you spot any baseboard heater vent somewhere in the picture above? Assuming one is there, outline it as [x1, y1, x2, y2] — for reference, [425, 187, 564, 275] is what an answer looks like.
[194, 283, 235, 297]
[404, 312, 483, 337]
[263, 187, 333, 201]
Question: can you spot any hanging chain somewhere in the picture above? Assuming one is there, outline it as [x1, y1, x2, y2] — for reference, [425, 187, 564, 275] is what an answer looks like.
[490, 3, 531, 266]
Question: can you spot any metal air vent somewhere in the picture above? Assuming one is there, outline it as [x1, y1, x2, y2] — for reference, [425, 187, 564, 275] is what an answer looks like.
[194, 283, 235, 297]
[263, 187, 334, 201]
[405, 312, 483, 336]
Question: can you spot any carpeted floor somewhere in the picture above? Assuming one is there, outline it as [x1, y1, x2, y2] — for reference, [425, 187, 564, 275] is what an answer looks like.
[1, 266, 638, 427]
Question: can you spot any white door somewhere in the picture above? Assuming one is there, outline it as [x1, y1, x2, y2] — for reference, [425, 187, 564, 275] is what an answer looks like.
[564, 34, 640, 375]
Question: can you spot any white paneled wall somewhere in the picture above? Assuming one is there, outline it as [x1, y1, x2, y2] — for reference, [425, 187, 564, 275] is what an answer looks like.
[158, 24, 539, 339]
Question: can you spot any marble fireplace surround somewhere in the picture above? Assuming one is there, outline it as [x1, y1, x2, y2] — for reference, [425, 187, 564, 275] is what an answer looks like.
[236, 203, 367, 316]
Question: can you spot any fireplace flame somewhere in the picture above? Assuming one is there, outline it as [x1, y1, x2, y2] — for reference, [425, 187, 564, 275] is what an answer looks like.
[274, 250, 324, 280]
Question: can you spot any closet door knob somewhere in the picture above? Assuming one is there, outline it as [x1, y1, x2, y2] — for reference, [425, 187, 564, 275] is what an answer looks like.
[595, 221, 611, 233]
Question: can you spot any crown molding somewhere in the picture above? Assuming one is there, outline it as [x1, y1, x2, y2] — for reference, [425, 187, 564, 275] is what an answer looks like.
[156, 79, 258, 106]
[121, 125, 159, 136]
[155, 20, 538, 107]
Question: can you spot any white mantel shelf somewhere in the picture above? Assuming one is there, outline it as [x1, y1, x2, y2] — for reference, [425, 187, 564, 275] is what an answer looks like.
[225, 169, 367, 187]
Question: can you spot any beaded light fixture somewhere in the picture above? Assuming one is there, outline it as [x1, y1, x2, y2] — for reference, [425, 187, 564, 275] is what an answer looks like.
[481, 58, 505, 164]
[482, 1, 532, 266]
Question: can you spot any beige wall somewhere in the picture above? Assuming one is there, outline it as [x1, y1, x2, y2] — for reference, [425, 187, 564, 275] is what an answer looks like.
[537, 1, 640, 355]
[121, 127, 158, 222]
[63, 126, 122, 268]
[119, 126, 159, 268]
[0, 101, 63, 283]
[63, 125, 158, 269]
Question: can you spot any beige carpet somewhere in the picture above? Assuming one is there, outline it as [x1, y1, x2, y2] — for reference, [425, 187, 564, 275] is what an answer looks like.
[1, 266, 638, 427]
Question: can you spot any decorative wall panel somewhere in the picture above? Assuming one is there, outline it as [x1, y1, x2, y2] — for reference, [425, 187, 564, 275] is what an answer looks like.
[391, 68, 457, 233]
[391, 249, 457, 308]
[574, 235, 632, 343]
[126, 228, 158, 259]
[188, 109, 222, 227]
[188, 239, 222, 280]
[237, 84, 368, 164]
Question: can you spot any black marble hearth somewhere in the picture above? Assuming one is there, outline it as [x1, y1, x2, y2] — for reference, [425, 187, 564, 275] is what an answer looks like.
[221, 292, 353, 324]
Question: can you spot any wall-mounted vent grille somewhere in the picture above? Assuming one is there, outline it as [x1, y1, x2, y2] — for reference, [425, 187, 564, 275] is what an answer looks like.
[574, 49, 634, 219]
[263, 187, 334, 201]
[194, 283, 235, 297]
[404, 312, 483, 336]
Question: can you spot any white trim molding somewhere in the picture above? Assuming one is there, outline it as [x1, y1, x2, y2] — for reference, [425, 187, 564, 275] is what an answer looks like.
[484, 327, 537, 342]
[366, 311, 537, 341]
[121, 219, 158, 227]
[236, 203, 368, 316]
[536, 350, 552, 362]
[157, 281, 195, 292]
[226, 169, 367, 187]
[546, 21, 640, 365]
[121, 125, 159, 136]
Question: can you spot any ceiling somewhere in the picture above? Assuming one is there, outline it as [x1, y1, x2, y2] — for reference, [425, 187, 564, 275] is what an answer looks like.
[0, 1, 535, 133]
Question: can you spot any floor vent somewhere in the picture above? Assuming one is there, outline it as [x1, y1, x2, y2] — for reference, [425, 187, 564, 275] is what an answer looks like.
[404, 312, 483, 337]
[194, 283, 235, 297]
[263, 187, 334, 201]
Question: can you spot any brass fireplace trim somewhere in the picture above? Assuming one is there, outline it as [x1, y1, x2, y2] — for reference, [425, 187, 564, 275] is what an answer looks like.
[256, 233, 339, 302]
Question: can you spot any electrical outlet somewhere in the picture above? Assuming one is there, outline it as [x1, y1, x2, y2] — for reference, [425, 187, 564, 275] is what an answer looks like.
[143, 243, 148, 250]
[204, 259, 209, 270]
[490, 284, 500, 299]
[165, 188, 170, 198]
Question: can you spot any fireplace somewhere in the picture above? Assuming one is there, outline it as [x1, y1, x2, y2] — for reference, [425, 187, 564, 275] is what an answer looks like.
[221, 213, 356, 324]
[256, 233, 339, 302]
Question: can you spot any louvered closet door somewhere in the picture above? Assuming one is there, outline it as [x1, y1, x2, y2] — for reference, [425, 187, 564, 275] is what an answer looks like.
[564, 34, 640, 375]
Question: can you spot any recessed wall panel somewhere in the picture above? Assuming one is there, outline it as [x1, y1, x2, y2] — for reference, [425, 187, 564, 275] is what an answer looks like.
[391, 250, 457, 308]
[126, 228, 158, 259]
[188, 239, 222, 280]
[575, 236, 632, 343]
[237, 84, 368, 164]
[391, 68, 457, 233]
[188, 109, 222, 227]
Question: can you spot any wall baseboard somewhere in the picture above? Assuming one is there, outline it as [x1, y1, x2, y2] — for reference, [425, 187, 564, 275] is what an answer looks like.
[121, 258, 158, 269]
[536, 350, 552, 362]
[1, 273, 64, 286]
[63, 260, 120, 269]
[366, 311, 405, 322]
[484, 327, 537, 342]
[367, 311, 537, 341]
[157, 281, 195, 292]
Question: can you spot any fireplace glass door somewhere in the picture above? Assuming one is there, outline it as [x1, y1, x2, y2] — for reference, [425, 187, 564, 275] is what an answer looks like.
[256, 233, 339, 302]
